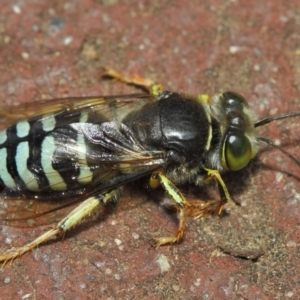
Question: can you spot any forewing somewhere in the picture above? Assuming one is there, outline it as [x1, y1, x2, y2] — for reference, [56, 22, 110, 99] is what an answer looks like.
[0, 93, 154, 128]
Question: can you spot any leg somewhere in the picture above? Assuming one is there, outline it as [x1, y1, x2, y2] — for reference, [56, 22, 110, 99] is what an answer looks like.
[187, 168, 234, 219]
[203, 168, 234, 211]
[0, 190, 120, 265]
[151, 172, 187, 246]
[102, 67, 163, 95]
[151, 172, 217, 246]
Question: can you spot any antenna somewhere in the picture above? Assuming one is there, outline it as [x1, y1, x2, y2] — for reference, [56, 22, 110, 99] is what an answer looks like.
[255, 112, 300, 128]
[256, 137, 300, 168]
[255, 110, 300, 167]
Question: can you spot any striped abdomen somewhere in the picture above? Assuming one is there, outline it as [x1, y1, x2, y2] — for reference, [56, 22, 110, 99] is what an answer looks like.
[0, 111, 95, 195]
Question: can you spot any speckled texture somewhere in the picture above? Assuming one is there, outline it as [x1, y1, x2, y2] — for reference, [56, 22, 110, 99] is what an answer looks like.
[0, 0, 300, 299]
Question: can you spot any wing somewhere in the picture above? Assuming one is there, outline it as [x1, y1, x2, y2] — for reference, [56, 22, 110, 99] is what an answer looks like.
[0, 94, 165, 227]
[0, 93, 154, 128]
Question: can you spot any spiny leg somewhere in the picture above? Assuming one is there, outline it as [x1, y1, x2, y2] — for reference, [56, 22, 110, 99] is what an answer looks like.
[151, 172, 214, 246]
[202, 168, 234, 213]
[150, 172, 187, 246]
[186, 168, 234, 220]
[151, 170, 233, 246]
[102, 67, 163, 95]
[0, 190, 120, 265]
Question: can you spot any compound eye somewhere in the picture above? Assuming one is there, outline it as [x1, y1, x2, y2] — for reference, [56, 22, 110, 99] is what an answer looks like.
[224, 132, 252, 171]
[222, 91, 247, 108]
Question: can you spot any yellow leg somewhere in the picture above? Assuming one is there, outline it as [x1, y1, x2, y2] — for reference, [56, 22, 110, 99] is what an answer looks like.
[204, 168, 233, 207]
[102, 67, 163, 95]
[0, 190, 120, 265]
[150, 170, 232, 246]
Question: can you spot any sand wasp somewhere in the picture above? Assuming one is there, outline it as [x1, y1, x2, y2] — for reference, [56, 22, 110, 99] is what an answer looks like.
[0, 68, 299, 264]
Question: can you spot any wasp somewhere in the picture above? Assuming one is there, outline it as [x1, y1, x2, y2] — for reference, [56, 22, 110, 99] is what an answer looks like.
[0, 68, 299, 264]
